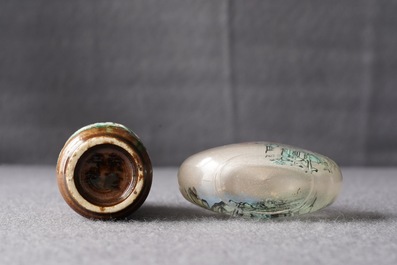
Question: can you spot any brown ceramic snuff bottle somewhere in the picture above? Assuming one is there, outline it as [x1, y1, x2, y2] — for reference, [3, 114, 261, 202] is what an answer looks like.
[56, 122, 152, 220]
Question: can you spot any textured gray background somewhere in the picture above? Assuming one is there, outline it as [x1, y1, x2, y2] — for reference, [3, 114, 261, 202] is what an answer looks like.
[1, 166, 397, 265]
[1, 0, 396, 166]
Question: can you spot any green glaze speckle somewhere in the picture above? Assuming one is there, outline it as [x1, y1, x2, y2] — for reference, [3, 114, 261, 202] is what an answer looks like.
[69, 122, 140, 142]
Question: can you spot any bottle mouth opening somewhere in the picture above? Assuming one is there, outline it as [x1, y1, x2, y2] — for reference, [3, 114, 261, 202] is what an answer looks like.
[74, 143, 137, 207]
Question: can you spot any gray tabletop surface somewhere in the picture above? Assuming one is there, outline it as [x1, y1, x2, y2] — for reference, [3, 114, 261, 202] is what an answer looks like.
[0, 166, 396, 265]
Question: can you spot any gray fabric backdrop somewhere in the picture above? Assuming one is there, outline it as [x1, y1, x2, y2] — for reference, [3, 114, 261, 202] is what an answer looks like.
[1, 0, 396, 166]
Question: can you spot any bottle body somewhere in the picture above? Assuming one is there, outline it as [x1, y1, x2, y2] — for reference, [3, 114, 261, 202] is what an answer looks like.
[178, 142, 342, 219]
[57, 123, 152, 220]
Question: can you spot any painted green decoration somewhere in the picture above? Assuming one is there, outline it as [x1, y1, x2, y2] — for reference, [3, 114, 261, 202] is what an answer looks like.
[184, 187, 308, 219]
[264, 143, 332, 174]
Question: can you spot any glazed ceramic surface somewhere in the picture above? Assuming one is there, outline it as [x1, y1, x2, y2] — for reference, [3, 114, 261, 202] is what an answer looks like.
[178, 142, 342, 219]
[57, 122, 152, 220]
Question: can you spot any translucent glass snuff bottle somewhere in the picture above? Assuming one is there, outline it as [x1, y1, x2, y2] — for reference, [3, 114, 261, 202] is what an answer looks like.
[178, 142, 342, 219]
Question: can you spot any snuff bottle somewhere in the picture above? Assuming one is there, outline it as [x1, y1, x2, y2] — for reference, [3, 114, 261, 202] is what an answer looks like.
[178, 142, 342, 219]
[56, 122, 152, 220]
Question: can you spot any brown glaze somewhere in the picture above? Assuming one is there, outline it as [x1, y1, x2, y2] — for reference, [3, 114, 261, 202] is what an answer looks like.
[74, 144, 136, 207]
[56, 123, 152, 220]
